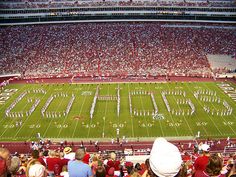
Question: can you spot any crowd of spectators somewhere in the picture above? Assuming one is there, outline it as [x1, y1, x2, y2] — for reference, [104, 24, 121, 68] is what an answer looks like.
[0, 23, 235, 78]
[0, 0, 235, 9]
[0, 138, 236, 177]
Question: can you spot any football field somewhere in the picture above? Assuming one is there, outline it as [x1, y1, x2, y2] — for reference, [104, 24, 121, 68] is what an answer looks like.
[0, 81, 236, 141]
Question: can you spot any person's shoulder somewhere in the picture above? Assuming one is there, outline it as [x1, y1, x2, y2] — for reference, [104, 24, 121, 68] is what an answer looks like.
[68, 160, 76, 165]
[196, 155, 208, 161]
[219, 174, 226, 177]
[115, 160, 120, 163]
[0, 158, 7, 175]
[61, 158, 69, 164]
[82, 162, 91, 167]
[30, 163, 46, 171]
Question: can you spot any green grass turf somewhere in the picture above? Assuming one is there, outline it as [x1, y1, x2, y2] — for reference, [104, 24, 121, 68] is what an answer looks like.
[0, 81, 235, 141]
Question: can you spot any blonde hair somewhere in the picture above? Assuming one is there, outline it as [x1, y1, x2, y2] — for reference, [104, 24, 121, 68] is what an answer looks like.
[48, 150, 56, 157]
[110, 152, 116, 160]
[92, 155, 98, 162]
[130, 171, 141, 177]
[75, 149, 85, 160]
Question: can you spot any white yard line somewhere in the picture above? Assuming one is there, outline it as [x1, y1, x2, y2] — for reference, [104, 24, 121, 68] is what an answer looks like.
[128, 84, 135, 137]
[102, 86, 109, 138]
[87, 85, 110, 138]
[71, 84, 91, 138]
[138, 90, 150, 137]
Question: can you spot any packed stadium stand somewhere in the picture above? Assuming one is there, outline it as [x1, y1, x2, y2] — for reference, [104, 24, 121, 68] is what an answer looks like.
[0, 23, 235, 78]
[0, 0, 235, 8]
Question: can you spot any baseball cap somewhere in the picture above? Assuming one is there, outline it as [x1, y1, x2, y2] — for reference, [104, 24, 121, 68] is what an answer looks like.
[199, 144, 210, 152]
[63, 147, 72, 154]
[149, 138, 182, 177]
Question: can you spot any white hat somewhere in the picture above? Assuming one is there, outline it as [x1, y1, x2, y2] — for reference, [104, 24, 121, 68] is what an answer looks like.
[199, 144, 210, 152]
[28, 163, 45, 177]
[149, 138, 182, 177]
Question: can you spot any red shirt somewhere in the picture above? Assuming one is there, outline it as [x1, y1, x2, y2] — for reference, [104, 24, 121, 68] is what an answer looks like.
[194, 170, 226, 177]
[46, 157, 63, 173]
[83, 153, 90, 164]
[106, 160, 120, 171]
[38, 157, 46, 166]
[194, 155, 209, 171]
[193, 170, 208, 177]
[0, 158, 7, 176]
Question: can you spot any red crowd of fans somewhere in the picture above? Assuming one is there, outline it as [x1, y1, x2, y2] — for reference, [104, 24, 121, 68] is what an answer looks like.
[0, 138, 236, 177]
[1, 23, 235, 78]
[0, 0, 235, 9]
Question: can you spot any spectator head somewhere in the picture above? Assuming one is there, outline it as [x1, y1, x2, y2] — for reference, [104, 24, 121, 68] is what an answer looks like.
[227, 160, 236, 177]
[199, 144, 210, 154]
[130, 171, 142, 177]
[63, 147, 72, 155]
[32, 150, 40, 159]
[125, 161, 134, 175]
[125, 162, 133, 168]
[0, 147, 11, 174]
[110, 152, 116, 160]
[42, 150, 48, 157]
[27, 159, 46, 177]
[19, 154, 27, 166]
[96, 166, 106, 177]
[126, 163, 134, 175]
[8, 156, 21, 174]
[0, 148, 10, 161]
[48, 150, 56, 157]
[92, 154, 98, 162]
[206, 154, 223, 176]
[149, 138, 182, 177]
[135, 163, 142, 171]
[140, 163, 147, 174]
[75, 149, 85, 161]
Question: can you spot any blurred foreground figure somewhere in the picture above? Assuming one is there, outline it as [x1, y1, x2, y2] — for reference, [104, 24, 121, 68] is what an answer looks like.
[143, 138, 186, 177]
